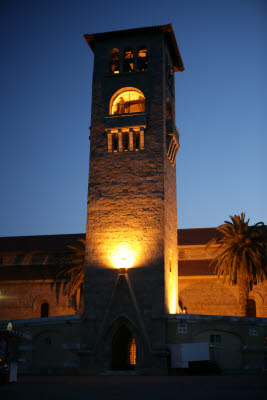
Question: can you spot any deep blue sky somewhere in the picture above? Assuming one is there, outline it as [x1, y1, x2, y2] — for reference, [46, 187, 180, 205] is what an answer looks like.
[0, 0, 266, 237]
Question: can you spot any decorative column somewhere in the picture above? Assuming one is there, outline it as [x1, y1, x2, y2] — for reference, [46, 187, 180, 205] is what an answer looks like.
[129, 129, 134, 151]
[133, 48, 137, 71]
[118, 129, 123, 152]
[107, 130, 112, 153]
[140, 127, 144, 150]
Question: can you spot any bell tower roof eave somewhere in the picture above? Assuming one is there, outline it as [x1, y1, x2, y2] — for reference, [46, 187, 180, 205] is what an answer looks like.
[83, 23, 185, 72]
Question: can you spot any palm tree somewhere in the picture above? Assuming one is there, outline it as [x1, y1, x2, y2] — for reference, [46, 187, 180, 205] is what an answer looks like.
[207, 213, 267, 316]
[57, 239, 85, 312]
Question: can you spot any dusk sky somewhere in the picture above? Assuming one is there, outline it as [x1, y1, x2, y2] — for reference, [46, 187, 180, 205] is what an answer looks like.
[0, 0, 266, 237]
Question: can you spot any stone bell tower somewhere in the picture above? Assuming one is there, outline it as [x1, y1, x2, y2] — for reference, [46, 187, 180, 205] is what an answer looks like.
[82, 24, 184, 372]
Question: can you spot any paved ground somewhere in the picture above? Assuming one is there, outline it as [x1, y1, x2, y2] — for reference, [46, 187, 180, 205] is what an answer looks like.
[1, 375, 267, 400]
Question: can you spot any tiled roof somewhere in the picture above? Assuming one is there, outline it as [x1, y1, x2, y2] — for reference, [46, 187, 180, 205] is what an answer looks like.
[178, 226, 267, 246]
[178, 228, 223, 246]
[0, 227, 266, 279]
[179, 259, 215, 276]
[0, 226, 266, 253]
[0, 233, 85, 254]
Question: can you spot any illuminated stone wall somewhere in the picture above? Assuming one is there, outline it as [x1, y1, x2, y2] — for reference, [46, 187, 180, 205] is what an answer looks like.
[1, 237, 266, 321]
[86, 33, 165, 302]
[83, 28, 181, 369]
[178, 277, 239, 316]
[0, 281, 75, 320]
[178, 243, 267, 318]
[85, 33, 166, 271]
[178, 277, 267, 318]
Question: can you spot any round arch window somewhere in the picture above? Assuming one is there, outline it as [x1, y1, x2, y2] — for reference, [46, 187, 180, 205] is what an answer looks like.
[110, 88, 145, 115]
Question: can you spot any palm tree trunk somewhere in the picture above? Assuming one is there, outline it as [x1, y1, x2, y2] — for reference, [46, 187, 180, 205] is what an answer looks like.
[238, 277, 250, 316]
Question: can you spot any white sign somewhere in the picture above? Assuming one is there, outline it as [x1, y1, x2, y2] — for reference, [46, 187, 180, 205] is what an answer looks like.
[168, 342, 210, 368]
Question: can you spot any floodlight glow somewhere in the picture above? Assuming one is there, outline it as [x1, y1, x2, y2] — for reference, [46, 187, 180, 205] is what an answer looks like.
[111, 244, 135, 269]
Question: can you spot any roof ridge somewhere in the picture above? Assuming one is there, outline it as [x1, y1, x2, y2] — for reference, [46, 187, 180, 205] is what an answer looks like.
[178, 227, 218, 231]
[0, 232, 85, 240]
[84, 23, 172, 37]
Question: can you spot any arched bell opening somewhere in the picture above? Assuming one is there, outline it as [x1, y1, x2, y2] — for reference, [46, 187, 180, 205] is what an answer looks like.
[111, 325, 136, 370]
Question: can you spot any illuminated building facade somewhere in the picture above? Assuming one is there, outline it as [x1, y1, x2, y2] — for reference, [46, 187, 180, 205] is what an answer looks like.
[0, 25, 266, 375]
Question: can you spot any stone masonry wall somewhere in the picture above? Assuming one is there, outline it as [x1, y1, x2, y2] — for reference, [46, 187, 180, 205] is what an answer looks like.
[0, 280, 75, 320]
[83, 30, 181, 365]
[84, 31, 167, 332]
[178, 243, 267, 317]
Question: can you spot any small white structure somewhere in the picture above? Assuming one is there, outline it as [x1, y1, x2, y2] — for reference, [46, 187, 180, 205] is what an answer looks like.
[7, 322, 12, 331]
[169, 342, 210, 368]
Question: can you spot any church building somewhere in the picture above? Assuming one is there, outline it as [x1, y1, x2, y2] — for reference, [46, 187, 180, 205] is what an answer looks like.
[0, 24, 266, 375]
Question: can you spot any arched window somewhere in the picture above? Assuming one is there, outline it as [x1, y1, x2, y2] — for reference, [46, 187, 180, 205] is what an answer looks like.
[247, 299, 256, 317]
[137, 47, 147, 71]
[41, 302, 49, 318]
[124, 49, 134, 73]
[110, 48, 120, 74]
[110, 88, 145, 115]
[128, 338, 136, 366]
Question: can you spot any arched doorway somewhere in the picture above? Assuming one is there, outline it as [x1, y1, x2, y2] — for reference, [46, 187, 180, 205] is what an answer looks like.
[112, 325, 136, 370]
[41, 302, 49, 317]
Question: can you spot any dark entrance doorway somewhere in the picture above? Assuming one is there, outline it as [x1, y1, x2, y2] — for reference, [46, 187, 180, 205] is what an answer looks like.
[112, 325, 136, 370]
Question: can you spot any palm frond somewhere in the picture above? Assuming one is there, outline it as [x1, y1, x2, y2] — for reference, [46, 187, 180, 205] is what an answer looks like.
[56, 239, 85, 306]
[207, 213, 267, 287]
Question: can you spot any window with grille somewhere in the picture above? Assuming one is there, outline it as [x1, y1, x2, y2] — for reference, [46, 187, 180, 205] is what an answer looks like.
[249, 326, 258, 336]
[210, 334, 221, 344]
[177, 321, 187, 335]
